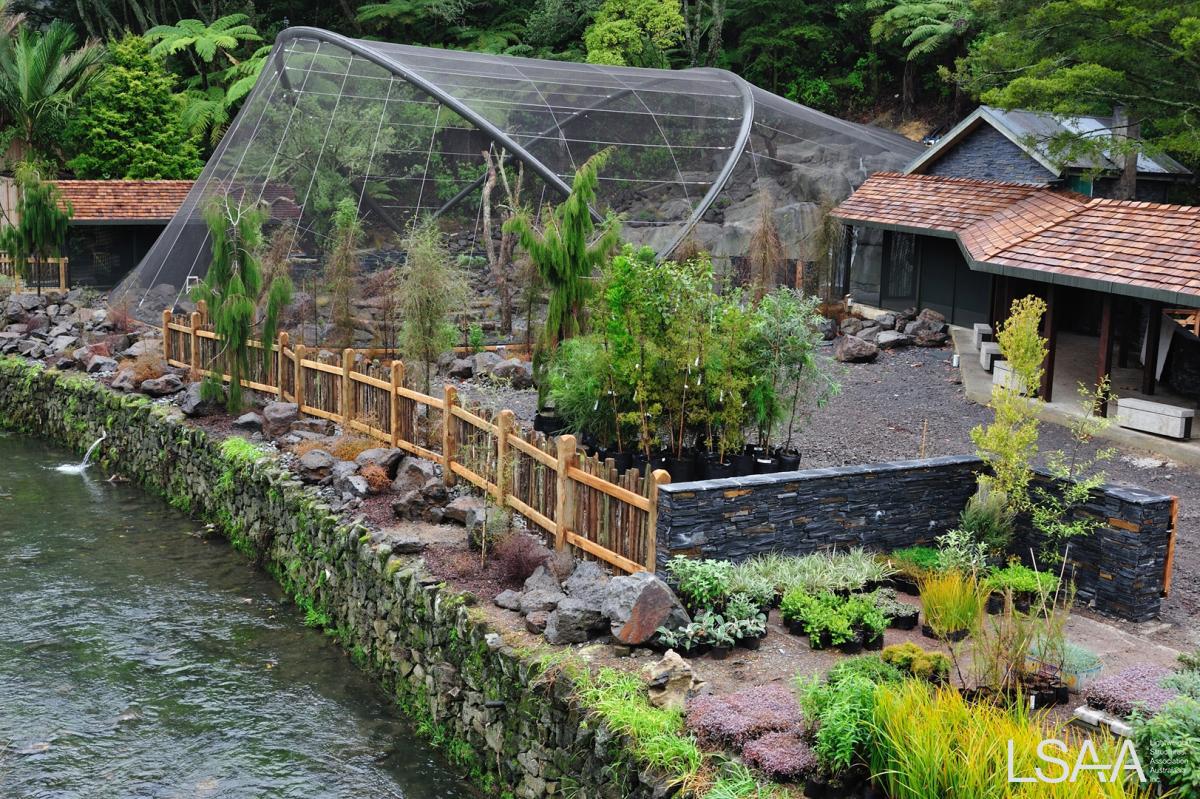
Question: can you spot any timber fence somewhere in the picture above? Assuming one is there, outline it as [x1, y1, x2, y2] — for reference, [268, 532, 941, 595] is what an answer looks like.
[162, 306, 668, 574]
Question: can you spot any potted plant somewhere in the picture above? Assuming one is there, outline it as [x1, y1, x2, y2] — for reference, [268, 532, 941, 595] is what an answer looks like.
[724, 592, 768, 648]
[870, 588, 919, 630]
[886, 546, 942, 594]
[708, 617, 736, 660]
[983, 562, 1059, 614]
[781, 586, 817, 635]
[919, 571, 984, 643]
[665, 555, 732, 614]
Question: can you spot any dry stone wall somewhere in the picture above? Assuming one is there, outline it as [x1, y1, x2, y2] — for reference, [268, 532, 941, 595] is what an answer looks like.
[0, 357, 662, 799]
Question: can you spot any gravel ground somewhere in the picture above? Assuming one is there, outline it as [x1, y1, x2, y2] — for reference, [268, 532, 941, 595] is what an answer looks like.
[449, 342, 1199, 653]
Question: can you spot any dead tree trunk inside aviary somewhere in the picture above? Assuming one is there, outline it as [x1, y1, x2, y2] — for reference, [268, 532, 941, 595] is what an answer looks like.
[481, 149, 524, 336]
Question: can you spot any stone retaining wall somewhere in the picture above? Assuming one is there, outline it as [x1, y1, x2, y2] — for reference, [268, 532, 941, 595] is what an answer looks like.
[0, 358, 659, 799]
[655, 456, 1174, 622]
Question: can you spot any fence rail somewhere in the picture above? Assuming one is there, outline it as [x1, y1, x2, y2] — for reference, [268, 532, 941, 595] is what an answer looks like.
[163, 311, 667, 573]
[0, 254, 69, 292]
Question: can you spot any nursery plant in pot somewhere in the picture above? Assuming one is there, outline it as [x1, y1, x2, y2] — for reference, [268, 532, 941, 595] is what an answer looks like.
[886, 546, 942, 594]
[872, 589, 919, 630]
[708, 617, 736, 660]
[724, 592, 768, 648]
[919, 571, 984, 643]
[848, 597, 889, 651]
[665, 556, 732, 614]
[781, 586, 818, 636]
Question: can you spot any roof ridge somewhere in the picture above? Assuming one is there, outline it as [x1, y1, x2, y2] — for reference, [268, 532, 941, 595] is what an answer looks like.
[871, 171, 1051, 192]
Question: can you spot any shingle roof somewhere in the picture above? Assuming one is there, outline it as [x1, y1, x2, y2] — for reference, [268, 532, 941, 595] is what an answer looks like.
[53, 180, 193, 222]
[833, 172, 1200, 305]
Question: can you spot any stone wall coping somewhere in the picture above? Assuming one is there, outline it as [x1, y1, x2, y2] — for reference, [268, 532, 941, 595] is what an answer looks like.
[1030, 465, 1175, 506]
[659, 454, 985, 494]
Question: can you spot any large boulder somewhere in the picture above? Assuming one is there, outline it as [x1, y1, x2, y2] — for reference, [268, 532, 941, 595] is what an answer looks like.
[564, 560, 609, 607]
[444, 494, 486, 528]
[447, 357, 474, 379]
[392, 456, 438, 494]
[876, 331, 911, 350]
[179, 381, 222, 417]
[233, 412, 264, 433]
[490, 358, 533, 389]
[494, 589, 523, 611]
[110, 369, 139, 392]
[86, 356, 118, 374]
[914, 330, 950, 347]
[140, 374, 184, 396]
[355, 447, 405, 476]
[298, 449, 335, 483]
[904, 318, 946, 336]
[917, 308, 946, 324]
[262, 401, 299, 437]
[839, 317, 864, 336]
[544, 597, 608, 645]
[473, 351, 501, 374]
[817, 317, 836, 341]
[120, 338, 162, 359]
[833, 335, 878, 363]
[644, 650, 697, 712]
[602, 572, 690, 645]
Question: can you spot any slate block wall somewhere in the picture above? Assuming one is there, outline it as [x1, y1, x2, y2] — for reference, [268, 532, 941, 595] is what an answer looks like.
[655, 456, 1175, 622]
[926, 125, 1056, 184]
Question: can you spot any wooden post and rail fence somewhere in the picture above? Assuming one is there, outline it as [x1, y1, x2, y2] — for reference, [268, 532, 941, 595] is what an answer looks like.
[162, 306, 669, 575]
[0, 253, 69, 293]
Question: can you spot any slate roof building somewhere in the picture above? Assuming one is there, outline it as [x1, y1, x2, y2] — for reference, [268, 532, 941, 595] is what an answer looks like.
[906, 105, 1192, 202]
[832, 171, 1200, 403]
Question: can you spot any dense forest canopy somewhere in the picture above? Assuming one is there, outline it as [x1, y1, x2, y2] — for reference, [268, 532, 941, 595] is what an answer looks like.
[3, 0, 1198, 185]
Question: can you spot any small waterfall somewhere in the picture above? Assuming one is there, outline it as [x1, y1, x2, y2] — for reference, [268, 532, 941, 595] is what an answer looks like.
[54, 432, 106, 475]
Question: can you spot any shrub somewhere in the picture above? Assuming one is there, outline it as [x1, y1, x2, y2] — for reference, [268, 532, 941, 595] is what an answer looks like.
[666, 556, 733, 610]
[797, 672, 877, 775]
[935, 526, 989, 574]
[330, 435, 377, 461]
[1162, 669, 1200, 702]
[727, 570, 776, 610]
[395, 219, 467, 394]
[686, 683, 804, 747]
[742, 732, 819, 782]
[1084, 664, 1177, 717]
[887, 546, 942, 577]
[1179, 648, 1200, 672]
[291, 439, 332, 458]
[868, 588, 918, 620]
[983, 562, 1060, 597]
[871, 679, 1149, 799]
[957, 478, 1015, 553]
[826, 655, 904, 687]
[1132, 697, 1200, 799]
[881, 642, 951, 681]
[919, 571, 984, 637]
[492, 533, 551, 586]
[359, 463, 391, 493]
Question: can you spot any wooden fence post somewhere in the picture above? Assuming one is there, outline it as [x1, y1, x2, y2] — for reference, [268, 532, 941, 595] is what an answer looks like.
[443, 385, 458, 486]
[294, 344, 306, 411]
[276, 331, 288, 400]
[389, 360, 403, 448]
[196, 299, 207, 326]
[341, 348, 354, 425]
[645, 469, 671, 572]
[189, 311, 201, 377]
[554, 434, 577, 552]
[161, 309, 171, 361]
[58, 257, 68, 292]
[496, 409, 515, 503]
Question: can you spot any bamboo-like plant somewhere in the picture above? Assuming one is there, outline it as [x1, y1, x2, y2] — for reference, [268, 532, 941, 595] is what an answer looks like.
[190, 197, 294, 412]
[326, 197, 361, 350]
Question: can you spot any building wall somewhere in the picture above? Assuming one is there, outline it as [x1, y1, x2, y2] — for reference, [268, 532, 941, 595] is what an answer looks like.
[925, 125, 1057, 184]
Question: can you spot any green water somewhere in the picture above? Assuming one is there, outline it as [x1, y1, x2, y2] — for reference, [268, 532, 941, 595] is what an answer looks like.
[0, 433, 468, 799]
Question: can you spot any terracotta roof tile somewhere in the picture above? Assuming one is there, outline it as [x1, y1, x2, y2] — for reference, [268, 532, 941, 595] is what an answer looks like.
[832, 172, 1200, 303]
[52, 180, 192, 222]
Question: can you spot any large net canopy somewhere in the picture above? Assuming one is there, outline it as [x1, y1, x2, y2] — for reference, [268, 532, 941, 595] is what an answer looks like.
[113, 26, 922, 317]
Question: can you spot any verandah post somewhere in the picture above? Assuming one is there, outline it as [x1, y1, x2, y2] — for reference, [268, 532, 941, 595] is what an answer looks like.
[276, 331, 288, 400]
[554, 434, 577, 552]
[645, 469, 671, 572]
[442, 385, 458, 487]
[389, 360, 403, 448]
[496, 409, 515, 503]
[341, 348, 354, 425]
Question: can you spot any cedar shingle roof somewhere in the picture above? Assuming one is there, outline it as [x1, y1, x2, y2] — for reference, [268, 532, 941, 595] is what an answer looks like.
[833, 172, 1200, 305]
[53, 180, 192, 222]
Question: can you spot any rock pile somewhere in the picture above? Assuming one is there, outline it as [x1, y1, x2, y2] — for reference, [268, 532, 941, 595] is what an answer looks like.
[495, 561, 690, 646]
[832, 307, 950, 363]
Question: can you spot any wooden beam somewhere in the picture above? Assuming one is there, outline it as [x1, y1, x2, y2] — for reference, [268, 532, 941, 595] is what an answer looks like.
[1143, 301, 1163, 396]
[1097, 294, 1115, 415]
[1041, 285, 1058, 402]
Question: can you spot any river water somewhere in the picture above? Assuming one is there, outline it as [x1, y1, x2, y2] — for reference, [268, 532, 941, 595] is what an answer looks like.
[0, 433, 468, 798]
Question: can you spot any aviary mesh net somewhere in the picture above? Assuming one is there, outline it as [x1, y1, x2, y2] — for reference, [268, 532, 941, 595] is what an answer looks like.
[113, 27, 921, 317]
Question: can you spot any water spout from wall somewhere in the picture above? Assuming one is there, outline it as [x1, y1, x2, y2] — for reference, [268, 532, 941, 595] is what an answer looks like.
[54, 432, 106, 475]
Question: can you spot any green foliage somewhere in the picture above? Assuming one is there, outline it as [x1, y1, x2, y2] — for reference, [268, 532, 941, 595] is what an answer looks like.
[934, 526, 989, 574]
[880, 641, 951, 680]
[970, 296, 1046, 513]
[955, 477, 1015, 554]
[919, 570, 984, 637]
[467, 323, 485, 354]
[145, 14, 260, 88]
[64, 35, 201, 179]
[395, 218, 466, 394]
[327, 197, 362, 350]
[1, 164, 71, 289]
[583, 0, 683, 67]
[0, 19, 108, 164]
[219, 435, 262, 467]
[983, 562, 1059, 597]
[190, 198, 294, 412]
[870, 0, 977, 62]
[1132, 697, 1200, 798]
[665, 555, 733, 610]
[797, 669, 880, 774]
[504, 150, 622, 358]
[886, 545, 942, 577]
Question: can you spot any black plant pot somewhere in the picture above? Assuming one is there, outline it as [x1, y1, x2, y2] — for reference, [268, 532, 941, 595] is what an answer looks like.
[533, 411, 565, 435]
[787, 618, 806, 636]
[1035, 689, 1056, 709]
[804, 776, 828, 799]
[986, 594, 1005, 615]
[1054, 684, 1070, 705]
[739, 635, 763, 651]
[922, 624, 968, 642]
[709, 645, 731, 661]
[891, 576, 920, 596]
[777, 450, 802, 471]
[809, 632, 831, 650]
[1014, 594, 1032, 614]
[890, 613, 919, 631]
[665, 456, 696, 483]
[753, 456, 779, 474]
[732, 453, 756, 476]
[701, 459, 735, 480]
[837, 638, 863, 655]
[864, 632, 884, 651]
[611, 450, 634, 473]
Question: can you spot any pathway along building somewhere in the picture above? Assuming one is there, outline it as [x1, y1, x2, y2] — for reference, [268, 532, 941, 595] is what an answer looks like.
[832, 171, 1200, 405]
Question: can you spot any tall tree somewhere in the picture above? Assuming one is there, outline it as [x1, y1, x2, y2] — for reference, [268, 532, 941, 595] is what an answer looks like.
[64, 35, 202, 179]
[145, 13, 261, 91]
[869, 0, 977, 114]
[1, 163, 70, 295]
[394, 219, 466, 394]
[583, 0, 684, 67]
[481, 149, 524, 335]
[326, 197, 362, 350]
[0, 19, 107, 166]
[191, 198, 294, 413]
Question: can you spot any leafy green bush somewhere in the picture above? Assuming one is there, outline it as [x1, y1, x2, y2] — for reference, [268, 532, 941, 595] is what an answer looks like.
[887, 546, 942, 577]
[665, 556, 733, 610]
[798, 664, 890, 776]
[1132, 697, 1200, 799]
[983, 562, 1059, 596]
[826, 654, 904, 686]
[881, 642, 951, 681]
